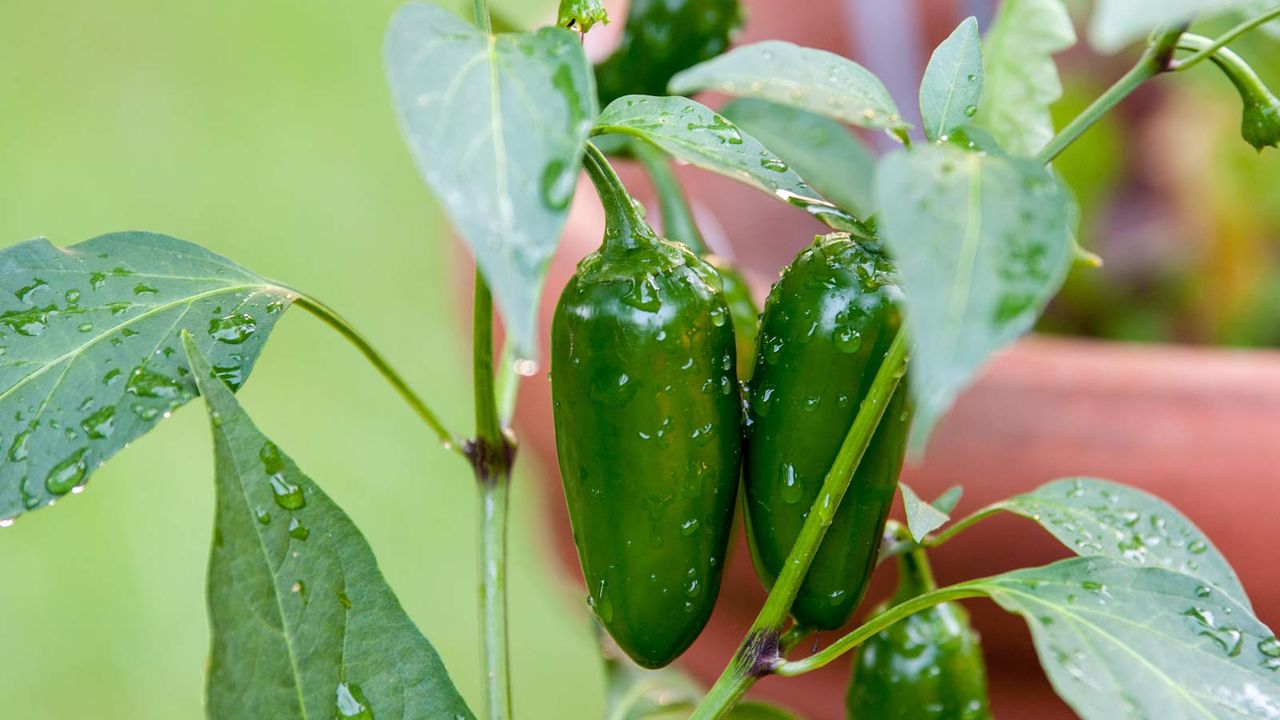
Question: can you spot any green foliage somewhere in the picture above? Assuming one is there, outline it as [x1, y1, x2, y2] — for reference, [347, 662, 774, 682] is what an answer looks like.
[975, 0, 1076, 158]
[900, 484, 952, 542]
[919, 17, 985, 142]
[383, 3, 597, 358]
[995, 477, 1251, 607]
[557, 0, 608, 33]
[595, 0, 742, 107]
[669, 41, 910, 136]
[1090, 0, 1258, 53]
[719, 98, 877, 217]
[0, 232, 292, 522]
[965, 557, 1280, 719]
[186, 335, 475, 720]
[594, 95, 868, 234]
[874, 144, 1077, 452]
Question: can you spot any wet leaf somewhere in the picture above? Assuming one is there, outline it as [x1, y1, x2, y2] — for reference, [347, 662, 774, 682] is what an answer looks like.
[384, 3, 597, 357]
[669, 40, 909, 135]
[974, 0, 1075, 158]
[720, 98, 876, 217]
[875, 144, 1075, 453]
[966, 557, 1280, 719]
[185, 336, 474, 720]
[998, 477, 1251, 609]
[0, 232, 292, 522]
[595, 95, 869, 235]
[920, 16, 984, 143]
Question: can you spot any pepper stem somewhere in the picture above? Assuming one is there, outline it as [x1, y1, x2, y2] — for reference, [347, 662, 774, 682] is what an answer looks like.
[891, 547, 938, 606]
[582, 141, 657, 252]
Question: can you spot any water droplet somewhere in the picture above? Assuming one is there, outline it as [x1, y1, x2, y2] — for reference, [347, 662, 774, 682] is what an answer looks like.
[802, 395, 822, 412]
[778, 464, 805, 504]
[335, 682, 374, 719]
[8, 424, 34, 462]
[964, 104, 977, 117]
[255, 508, 271, 525]
[65, 289, 81, 305]
[133, 283, 157, 296]
[288, 517, 310, 541]
[260, 442, 305, 510]
[337, 591, 353, 609]
[80, 406, 116, 439]
[45, 448, 89, 495]
[126, 367, 184, 400]
[680, 517, 701, 535]
[1188, 540, 1208, 555]
[709, 305, 727, 327]
[513, 358, 538, 377]
[208, 313, 258, 344]
[0, 517, 15, 528]
[621, 275, 661, 312]
[0, 305, 53, 336]
[760, 156, 788, 172]
[77, 322, 93, 333]
[833, 326, 862, 353]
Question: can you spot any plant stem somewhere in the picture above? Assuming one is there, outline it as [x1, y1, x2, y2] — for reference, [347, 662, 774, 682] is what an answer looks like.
[923, 503, 1005, 548]
[1036, 22, 1189, 164]
[689, 329, 910, 720]
[582, 141, 655, 251]
[773, 585, 987, 677]
[472, 274, 514, 720]
[631, 139, 708, 255]
[473, 0, 492, 34]
[1173, 5, 1280, 71]
[293, 294, 465, 457]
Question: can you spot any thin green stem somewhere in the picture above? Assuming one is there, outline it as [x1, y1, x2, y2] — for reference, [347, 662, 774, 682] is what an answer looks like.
[1036, 23, 1188, 164]
[1173, 5, 1280, 71]
[494, 341, 521, 427]
[582, 141, 654, 251]
[293, 294, 465, 457]
[473, 0, 492, 34]
[690, 329, 910, 720]
[923, 503, 1005, 549]
[631, 139, 708, 255]
[774, 586, 987, 677]
[473, 274, 513, 720]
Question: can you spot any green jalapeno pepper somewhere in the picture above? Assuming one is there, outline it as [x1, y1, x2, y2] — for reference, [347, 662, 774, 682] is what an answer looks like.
[847, 545, 992, 720]
[551, 143, 742, 668]
[595, 0, 744, 107]
[743, 233, 911, 630]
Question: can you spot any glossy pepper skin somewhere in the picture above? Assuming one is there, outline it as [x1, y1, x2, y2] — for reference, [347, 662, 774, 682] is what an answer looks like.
[551, 144, 742, 668]
[595, 0, 743, 107]
[743, 233, 910, 630]
[847, 548, 991, 720]
[632, 139, 759, 381]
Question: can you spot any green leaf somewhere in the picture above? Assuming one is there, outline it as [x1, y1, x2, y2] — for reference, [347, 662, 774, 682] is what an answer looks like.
[920, 17, 984, 142]
[669, 41, 909, 135]
[974, 0, 1076, 158]
[594, 95, 870, 235]
[184, 335, 474, 720]
[931, 485, 964, 515]
[874, 144, 1076, 452]
[602, 635, 700, 720]
[901, 483, 951, 542]
[720, 98, 877, 217]
[0, 232, 292, 523]
[1089, 0, 1257, 53]
[384, 3, 597, 358]
[557, 0, 609, 33]
[997, 477, 1251, 609]
[966, 557, 1280, 719]
[594, 0, 742, 107]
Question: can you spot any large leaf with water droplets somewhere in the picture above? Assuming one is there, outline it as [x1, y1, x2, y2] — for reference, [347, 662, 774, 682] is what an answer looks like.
[594, 95, 868, 234]
[184, 336, 474, 720]
[920, 17, 984, 143]
[668, 41, 909, 135]
[384, 3, 596, 358]
[1090, 0, 1255, 53]
[974, 0, 1075, 158]
[995, 477, 1251, 609]
[720, 98, 876, 217]
[874, 144, 1076, 453]
[964, 557, 1280, 719]
[0, 232, 292, 522]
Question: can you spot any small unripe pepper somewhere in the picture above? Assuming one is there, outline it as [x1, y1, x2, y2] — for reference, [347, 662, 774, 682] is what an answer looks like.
[743, 233, 911, 630]
[847, 545, 992, 720]
[551, 143, 742, 668]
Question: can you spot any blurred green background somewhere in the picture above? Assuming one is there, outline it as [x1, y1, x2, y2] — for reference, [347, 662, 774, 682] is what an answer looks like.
[0, 0, 602, 718]
[3, 1, 1279, 718]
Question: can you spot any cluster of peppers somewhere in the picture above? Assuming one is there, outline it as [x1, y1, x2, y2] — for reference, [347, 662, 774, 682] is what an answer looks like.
[550, 142, 992, 715]
[549, 0, 991, 713]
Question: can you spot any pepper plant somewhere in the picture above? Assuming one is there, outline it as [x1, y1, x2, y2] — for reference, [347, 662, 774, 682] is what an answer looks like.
[3, 0, 1280, 718]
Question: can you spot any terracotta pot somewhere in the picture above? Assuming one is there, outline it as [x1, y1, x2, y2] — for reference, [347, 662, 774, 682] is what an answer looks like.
[500, 167, 1280, 718]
